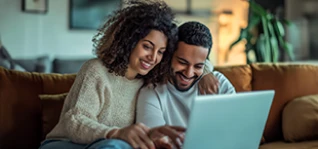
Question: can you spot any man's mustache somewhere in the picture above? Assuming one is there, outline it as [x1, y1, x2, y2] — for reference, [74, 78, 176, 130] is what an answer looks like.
[176, 72, 198, 80]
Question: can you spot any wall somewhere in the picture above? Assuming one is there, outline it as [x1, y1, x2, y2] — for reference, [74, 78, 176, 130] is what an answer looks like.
[209, 0, 249, 65]
[286, 0, 318, 60]
[0, 0, 95, 59]
[0, 0, 217, 60]
[167, 0, 248, 65]
[0, 0, 247, 65]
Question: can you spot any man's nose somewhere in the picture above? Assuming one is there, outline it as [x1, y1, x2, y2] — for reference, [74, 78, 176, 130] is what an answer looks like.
[184, 66, 194, 78]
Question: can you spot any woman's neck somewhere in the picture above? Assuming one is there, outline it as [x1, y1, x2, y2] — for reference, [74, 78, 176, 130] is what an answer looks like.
[125, 67, 137, 80]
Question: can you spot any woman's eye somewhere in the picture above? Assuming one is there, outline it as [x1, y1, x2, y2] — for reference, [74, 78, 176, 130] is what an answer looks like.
[143, 45, 151, 50]
[179, 61, 186, 65]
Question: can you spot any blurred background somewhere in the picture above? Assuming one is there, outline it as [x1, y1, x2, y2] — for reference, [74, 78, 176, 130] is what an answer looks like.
[0, 0, 317, 73]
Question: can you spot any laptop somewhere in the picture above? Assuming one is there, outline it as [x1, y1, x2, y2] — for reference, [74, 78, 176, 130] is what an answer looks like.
[182, 90, 275, 149]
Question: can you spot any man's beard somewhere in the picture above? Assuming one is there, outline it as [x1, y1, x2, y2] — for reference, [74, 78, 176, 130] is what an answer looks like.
[170, 69, 202, 92]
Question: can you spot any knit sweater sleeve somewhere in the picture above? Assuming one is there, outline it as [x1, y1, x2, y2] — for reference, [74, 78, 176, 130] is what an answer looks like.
[61, 60, 118, 144]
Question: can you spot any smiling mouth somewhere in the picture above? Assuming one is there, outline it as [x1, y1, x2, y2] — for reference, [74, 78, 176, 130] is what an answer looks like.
[179, 74, 191, 82]
[177, 73, 195, 87]
[141, 60, 152, 69]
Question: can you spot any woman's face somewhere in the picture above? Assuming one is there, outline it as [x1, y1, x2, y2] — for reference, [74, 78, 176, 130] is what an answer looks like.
[126, 30, 168, 79]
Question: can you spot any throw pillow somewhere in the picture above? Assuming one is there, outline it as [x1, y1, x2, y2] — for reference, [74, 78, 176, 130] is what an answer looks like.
[0, 46, 27, 71]
[39, 93, 68, 140]
[12, 63, 26, 72]
[0, 45, 12, 59]
[282, 94, 318, 142]
[0, 45, 14, 69]
[0, 58, 10, 68]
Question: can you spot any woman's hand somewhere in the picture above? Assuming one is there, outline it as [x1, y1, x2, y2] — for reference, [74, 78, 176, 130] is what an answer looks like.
[108, 123, 155, 149]
[198, 73, 219, 95]
[149, 126, 186, 149]
[153, 136, 174, 149]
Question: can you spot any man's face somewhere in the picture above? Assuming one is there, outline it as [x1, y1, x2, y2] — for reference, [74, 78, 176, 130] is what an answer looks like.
[170, 41, 209, 91]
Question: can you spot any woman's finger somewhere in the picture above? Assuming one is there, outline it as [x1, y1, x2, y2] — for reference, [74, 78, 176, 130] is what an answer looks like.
[134, 124, 155, 149]
[133, 135, 148, 149]
[138, 133, 155, 149]
[128, 137, 139, 149]
[158, 127, 183, 148]
[156, 136, 174, 149]
[150, 130, 165, 139]
[136, 122, 150, 133]
[169, 126, 186, 132]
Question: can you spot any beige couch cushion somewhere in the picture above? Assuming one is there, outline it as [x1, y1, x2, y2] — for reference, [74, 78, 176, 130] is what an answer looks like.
[259, 141, 318, 149]
[282, 94, 318, 142]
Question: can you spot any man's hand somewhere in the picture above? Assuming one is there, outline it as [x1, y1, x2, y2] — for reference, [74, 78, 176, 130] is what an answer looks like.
[148, 126, 186, 149]
[198, 73, 219, 95]
[108, 123, 155, 149]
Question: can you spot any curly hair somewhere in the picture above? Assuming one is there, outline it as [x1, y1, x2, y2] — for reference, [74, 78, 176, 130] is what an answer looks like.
[178, 21, 212, 59]
[92, 0, 178, 86]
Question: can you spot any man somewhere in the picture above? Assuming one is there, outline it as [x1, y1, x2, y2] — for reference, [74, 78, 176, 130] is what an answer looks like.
[136, 21, 236, 148]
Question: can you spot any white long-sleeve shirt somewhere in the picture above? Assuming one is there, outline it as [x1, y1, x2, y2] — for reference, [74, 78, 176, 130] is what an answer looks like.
[136, 71, 236, 128]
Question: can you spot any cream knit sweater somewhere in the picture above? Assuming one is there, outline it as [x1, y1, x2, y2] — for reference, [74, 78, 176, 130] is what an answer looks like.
[46, 58, 143, 144]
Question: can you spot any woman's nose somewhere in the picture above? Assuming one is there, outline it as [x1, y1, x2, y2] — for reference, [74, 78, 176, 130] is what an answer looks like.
[148, 51, 157, 62]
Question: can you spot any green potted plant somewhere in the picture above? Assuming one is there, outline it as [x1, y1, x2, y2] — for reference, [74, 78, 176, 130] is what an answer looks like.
[229, 0, 295, 63]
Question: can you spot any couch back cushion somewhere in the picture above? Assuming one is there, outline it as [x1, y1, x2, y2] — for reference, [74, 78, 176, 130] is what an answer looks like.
[251, 64, 318, 142]
[215, 65, 252, 92]
[39, 73, 76, 94]
[53, 58, 89, 74]
[0, 67, 76, 149]
[39, 73, 75, 140]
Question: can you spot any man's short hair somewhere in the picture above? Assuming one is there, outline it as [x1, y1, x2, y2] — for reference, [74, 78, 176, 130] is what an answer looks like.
[178, 21, 212, 57]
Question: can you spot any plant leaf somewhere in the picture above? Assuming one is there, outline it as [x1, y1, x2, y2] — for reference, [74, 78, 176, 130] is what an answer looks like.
[282, 19, 292, 26]
[270, 37, 279, 62]
[272, 19, 285, 37]
[261, 16, 271, 62]
[247, 16, 261, 31]
[229, 28, 249, 50]
[276, 29, 295, 61]
[267, 20, 280, 62]
[255, 35, 266, 62]
[249, 1, 267, 16]
[282, 42, 295, 61]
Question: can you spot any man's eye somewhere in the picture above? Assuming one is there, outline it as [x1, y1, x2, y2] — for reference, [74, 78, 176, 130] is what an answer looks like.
[158, 51, 164, 54]
[195, 66, 203, 69]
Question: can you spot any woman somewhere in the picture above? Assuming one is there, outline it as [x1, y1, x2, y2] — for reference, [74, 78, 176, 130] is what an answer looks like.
[40, 1, 178, 149]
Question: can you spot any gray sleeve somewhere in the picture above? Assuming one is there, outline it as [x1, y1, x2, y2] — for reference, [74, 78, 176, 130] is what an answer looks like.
[136, 87, 166, 128]
[213, 71, 236, 94]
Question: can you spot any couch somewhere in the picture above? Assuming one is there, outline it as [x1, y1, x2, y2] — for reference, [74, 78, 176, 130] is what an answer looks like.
[0, 44, 92, 74]
[1, 56, 90, 74]
[1, 63, 318, 149]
